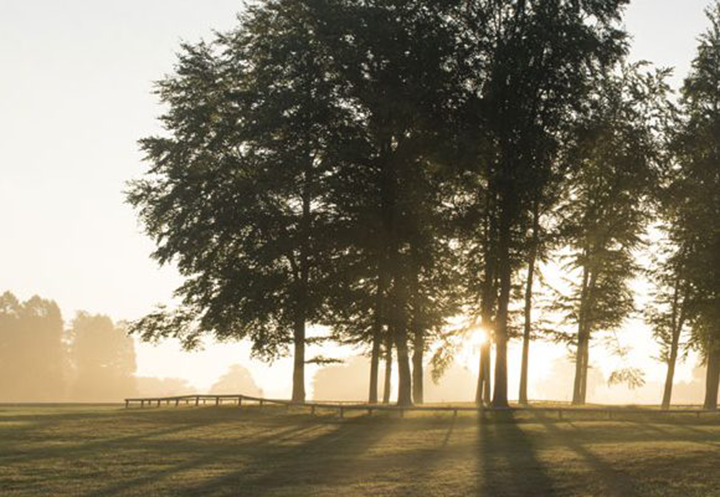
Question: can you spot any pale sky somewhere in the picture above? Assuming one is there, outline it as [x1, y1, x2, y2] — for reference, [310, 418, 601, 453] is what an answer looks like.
[0, 0, 713, 401]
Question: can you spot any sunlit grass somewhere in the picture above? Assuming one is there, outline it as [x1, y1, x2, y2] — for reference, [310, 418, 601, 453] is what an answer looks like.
[0, 404, 718, 496]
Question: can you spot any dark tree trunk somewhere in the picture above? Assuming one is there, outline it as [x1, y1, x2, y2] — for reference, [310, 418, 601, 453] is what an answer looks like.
[292, 319, 306, 403]
[395, 314, 413, 406]
[382, 334, 393, 404]
[661, 340, 679, 410]
[369, 331, 381, 404]
[492, 203, 512, 408]
[368, 268, 388, 404]
[476, 341, 492, 405]
[580, 339, 589, 401]
[573, 261, 596, 406]
[519, 200, 540, 405]
[476, 193, 496, 406]
[412, 326, 424, 404]
[661, 283, 686, 410]
[703, 349, 720, 411]
[291, 164, 312, 404]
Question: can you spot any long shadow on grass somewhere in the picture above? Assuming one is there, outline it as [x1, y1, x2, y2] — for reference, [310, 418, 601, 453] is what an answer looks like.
[532, 413, 641, 497]
[91, 415, 329, 497]
[182, 416, 400, 496]
[476, 410, 555, 497]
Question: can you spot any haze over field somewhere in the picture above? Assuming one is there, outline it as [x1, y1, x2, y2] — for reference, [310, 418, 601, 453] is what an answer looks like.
[0, 0, 715, 403]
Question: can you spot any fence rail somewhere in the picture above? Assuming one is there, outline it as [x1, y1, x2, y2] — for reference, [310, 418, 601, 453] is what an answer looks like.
[124, 394, 719, 419]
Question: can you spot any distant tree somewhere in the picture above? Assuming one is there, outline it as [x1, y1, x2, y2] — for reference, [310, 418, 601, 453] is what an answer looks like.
[68, 313, 137, 402]
[0, 292, 66, 402]
[210, 364, 263, 397]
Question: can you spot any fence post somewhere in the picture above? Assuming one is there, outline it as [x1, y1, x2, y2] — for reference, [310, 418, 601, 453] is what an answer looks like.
[238, 397, 243, 407]
[311, 405, 316, 415]
[156, 400, 161, 408]
[195, 396, 200, 407]
[125, 400, 129, 409]
[453, 409, 458, 418]
[215, 396, 220, 406]
[140, 400, 145, 409]
[175, 399, 179, 407]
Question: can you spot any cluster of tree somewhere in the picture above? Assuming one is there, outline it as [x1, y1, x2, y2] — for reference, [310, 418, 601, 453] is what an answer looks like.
[129, 0, 720, 409]
[0, 292, 137, 402]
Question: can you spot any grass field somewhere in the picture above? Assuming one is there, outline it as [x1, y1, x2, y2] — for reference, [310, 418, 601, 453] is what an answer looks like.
[1, 404, 719, 496]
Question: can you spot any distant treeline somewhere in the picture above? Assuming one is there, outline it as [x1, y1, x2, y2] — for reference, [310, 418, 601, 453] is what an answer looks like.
[128, 1, 720, 410]
[0, 292, 135, 402]
[0, 291, 270, 402]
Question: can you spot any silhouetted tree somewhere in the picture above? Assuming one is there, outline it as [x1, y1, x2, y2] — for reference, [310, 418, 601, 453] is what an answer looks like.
[456, 0, 630, 407]
[554, 66, 670, 405]
[128, 0, 355, 402]
[646, 242, 692, 409]
[669, 3, 720, 411]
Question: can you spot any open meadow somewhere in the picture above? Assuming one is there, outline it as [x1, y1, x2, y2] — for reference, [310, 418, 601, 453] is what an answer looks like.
[1, 404, 719, 496]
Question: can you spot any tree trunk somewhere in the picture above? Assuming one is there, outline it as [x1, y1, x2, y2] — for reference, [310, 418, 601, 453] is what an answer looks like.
[661, 280, 686, 410]
[291, 319, 306, 403]
[477, 191, 496, 406]
[395, 316, 413, 406]
[369, 330, 381, 404]
[703, 349, 720, 411]
[492, 204, 512, 408]
[476, 341, 492, 405]
[382, 334, 393, 404]
[661, 341, 679, 410]
[572, 332, 587, 405]
[572, 260, 595, 406]
[368, 268, 388, 404]
[580, 338, 589, 401]
[412, 326, 424, 404]
[519, 200, 540, 405]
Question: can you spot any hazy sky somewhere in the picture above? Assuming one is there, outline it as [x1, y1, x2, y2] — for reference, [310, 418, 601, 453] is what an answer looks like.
[0, 0, 713, 399]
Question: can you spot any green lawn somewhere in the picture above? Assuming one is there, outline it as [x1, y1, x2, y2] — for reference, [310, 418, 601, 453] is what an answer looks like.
[1, 405, 719, 496]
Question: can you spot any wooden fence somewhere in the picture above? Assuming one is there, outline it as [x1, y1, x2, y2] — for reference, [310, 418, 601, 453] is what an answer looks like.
[124, 394, 719, 420]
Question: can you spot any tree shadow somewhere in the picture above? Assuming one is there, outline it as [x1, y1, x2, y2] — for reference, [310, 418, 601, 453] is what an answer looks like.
[476, 410, 555, 497]
[183, 416, 400, 495]
[92, 417, 329, 497]
[532, 413, 641, 497]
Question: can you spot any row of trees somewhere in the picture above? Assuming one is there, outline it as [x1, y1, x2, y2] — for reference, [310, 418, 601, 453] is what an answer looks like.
[129, 0, 719, 409]
[0, 292, 136, 402]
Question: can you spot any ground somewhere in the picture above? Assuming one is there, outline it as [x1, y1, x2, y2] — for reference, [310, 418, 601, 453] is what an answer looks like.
[1, 404, 719, 496]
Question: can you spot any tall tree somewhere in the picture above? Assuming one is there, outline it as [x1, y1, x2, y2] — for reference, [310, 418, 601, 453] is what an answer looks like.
[128, 0, 354, 402]
[457, 0, 629, 407]
[669, 3, 720, 411]
[312, 0, 463, 406]
[555, 66, 669, 405]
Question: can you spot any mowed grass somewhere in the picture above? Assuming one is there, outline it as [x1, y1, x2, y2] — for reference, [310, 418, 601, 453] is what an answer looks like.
[0, 404, 719, 496]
